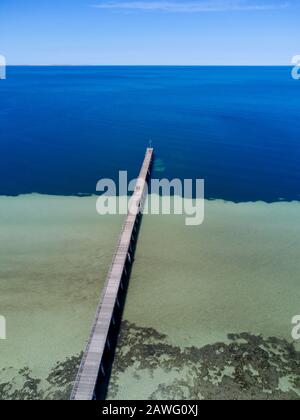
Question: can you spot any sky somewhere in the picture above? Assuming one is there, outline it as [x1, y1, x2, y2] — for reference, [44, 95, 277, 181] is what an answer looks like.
[0, 0, 299, 65]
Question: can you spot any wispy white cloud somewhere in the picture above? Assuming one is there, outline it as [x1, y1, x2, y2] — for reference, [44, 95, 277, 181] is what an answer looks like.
[93, 0, 289, 13]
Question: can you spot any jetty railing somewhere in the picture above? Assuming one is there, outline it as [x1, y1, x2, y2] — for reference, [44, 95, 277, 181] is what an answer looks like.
[70, 148, 154, 400]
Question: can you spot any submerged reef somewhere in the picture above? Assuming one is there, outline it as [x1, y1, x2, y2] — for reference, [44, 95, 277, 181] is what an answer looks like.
[108, 321, 300, 400]
[1, 321, 300, 400]
[0, 353, 82, 400]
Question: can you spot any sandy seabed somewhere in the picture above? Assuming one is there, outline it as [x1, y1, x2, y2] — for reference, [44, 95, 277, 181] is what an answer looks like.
[0, 195, 123, 399]
[0, 195, 300, 400]
[107, 198, 300, 400]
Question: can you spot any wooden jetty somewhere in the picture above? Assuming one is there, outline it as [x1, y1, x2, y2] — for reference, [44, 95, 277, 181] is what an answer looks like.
[71, 148, 154, 400]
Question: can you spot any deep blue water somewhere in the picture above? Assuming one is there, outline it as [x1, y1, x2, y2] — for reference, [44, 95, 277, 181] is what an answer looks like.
[0, 66, 299, 202]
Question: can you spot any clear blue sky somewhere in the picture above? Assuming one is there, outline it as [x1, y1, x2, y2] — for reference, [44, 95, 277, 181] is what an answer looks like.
[0, 0, 299, 65]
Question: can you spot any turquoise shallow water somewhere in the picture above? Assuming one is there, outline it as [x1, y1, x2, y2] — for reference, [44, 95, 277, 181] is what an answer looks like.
[0, 195, 123, 399]
[107, 199, 300, 400]
[0, 196, 300, 400]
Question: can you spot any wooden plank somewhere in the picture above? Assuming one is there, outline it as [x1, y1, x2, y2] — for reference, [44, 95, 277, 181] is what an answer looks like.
[71, 148, 153, 400]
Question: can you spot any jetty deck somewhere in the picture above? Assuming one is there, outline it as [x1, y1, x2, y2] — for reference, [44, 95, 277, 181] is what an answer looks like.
[71, 148, 154, 400]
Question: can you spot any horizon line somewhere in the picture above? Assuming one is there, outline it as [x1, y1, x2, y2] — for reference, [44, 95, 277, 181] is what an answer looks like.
[6, 64, 293, 67]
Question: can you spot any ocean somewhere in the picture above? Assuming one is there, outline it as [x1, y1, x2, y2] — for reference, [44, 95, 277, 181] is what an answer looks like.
[0, 67, 300, 400]
[0, 66, 299, 201]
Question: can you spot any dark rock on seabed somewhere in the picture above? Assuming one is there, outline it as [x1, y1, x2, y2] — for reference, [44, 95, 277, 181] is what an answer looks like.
[0, 353, 82, 400]
[108, 321, 300, 400]
[1, 320, 300, 400]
